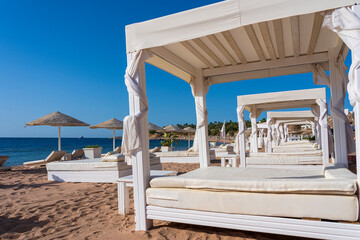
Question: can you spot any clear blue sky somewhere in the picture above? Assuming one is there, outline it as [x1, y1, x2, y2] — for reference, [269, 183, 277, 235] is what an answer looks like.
[0, 0, 353, 138]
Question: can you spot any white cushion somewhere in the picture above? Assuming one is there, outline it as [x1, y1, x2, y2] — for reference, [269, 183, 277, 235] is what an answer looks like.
[150, 167, 357, 195]
[146, 188, 359, 222]
[102, 153, 125, 162]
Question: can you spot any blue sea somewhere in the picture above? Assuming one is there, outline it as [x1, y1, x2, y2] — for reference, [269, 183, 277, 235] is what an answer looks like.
[0, 138, 193, 167]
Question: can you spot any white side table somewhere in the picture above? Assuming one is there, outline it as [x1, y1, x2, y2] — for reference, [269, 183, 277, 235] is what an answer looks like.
[221, 154, 239, 167]
[116, 170, 177, 215]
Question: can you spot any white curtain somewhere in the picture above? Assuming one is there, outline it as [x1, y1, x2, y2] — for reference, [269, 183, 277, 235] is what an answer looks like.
[267, 117, 273, 152]
[318, 98, 335, 157]
[235, 105, 246, 154]
[121, 50, 152, 164]
[190, 78, 212, 151]
[322, 7, 358, 154]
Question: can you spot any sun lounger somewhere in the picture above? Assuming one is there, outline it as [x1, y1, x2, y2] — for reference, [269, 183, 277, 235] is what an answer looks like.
[46, 156, 162, 183]
[147, 166, 358, 222]
[23, 151, 67, 166]
[153, 150, 216, 163]
[70, 149, 84, 160]
[211, 144, 236, 158]
[0, 156, 10, 171]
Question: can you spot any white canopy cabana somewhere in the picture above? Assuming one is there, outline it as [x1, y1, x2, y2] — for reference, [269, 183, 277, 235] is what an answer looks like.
[122, 1, 360, 238]
[235, 89, 329, 166]
[267, 111, 317, 147]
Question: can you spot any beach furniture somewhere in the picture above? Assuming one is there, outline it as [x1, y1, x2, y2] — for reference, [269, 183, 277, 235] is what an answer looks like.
[122, 1, 360, 238]
[153, 149, 216, 163]
[116, 170, 177, 215]
[46, 156, 162, 183]
[25, 111, 89, 151]
[70, 149, 84, 160]
[234, 89, 330, 168]
[23, 150, 67, 166]
[0, 156, 10, 171]
[211, 144, 236, 158]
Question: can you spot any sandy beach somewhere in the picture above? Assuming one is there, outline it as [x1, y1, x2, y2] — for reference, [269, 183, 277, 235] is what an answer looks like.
[0, 162, 309, 240]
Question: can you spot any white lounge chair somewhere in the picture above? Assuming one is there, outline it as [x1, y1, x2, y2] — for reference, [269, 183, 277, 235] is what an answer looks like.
[24, 151, 67, 166]
[153, 149, 216, 163]
[70, 149, 84, 160]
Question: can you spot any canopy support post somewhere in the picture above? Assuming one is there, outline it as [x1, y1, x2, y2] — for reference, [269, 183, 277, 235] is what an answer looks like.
[250, 108, 258, 152]
[317, 99, 330, 167]
[236, 105, 246, 167]
[127, 52, 152, 231]
[329, 48, 348, 167]
[193, 70, 210, 168]
[267, 118, 273, 153]
[58, 126, 61, 151]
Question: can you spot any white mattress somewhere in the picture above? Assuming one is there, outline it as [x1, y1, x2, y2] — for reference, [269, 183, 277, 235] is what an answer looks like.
[154, 150, 215, 157]
[246, 156, 322, 165]
[47, 157, 160, 171]
[146, 188, 359, 221]
[149, 167, 357, 195]
[147, 167, 359, 221]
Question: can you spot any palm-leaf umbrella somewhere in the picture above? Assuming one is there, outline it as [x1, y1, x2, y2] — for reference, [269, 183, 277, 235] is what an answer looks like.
[148, 122, 163, 131]
[183, 126, 196, 149]
[26, 111, 89, 151]
[90, 118, 123, 150]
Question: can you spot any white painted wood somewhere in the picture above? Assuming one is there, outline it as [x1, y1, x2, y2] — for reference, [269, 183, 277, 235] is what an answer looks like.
[127, 52, 152, 231]
[47, 164, 163, 183]
[147, 206, 360, 240]
[203, 53, 328, 77]
[151, 46, 196, 77]
[329, 49, 348, 167]
[236, 106, 246, 167]
[318, 99, 330, 167]
[118, 181, 130, 215]
[193, 69, 210, 168]
[250, 108, 258, 153]
[210, 64, 324, 85]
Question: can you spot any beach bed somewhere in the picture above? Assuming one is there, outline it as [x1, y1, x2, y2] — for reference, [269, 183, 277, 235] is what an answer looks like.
[153, 150, 216, 163]
[46, 157, 162, 183]
[146, 166, 358, 222]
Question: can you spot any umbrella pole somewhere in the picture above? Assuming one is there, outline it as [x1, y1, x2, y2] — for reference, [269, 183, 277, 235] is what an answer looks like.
[113, 128, 116, 150]
[188, 133, 190, 149]
[58, 126, 61, 151]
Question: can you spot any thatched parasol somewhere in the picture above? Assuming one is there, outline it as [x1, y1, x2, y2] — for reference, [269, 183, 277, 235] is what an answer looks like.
[183, 126, 196, 149]
[162, 124, 184, 133]
[26, 111, 89, 151]
[90, 118, 123, 150]
[148, 122, 163, 131]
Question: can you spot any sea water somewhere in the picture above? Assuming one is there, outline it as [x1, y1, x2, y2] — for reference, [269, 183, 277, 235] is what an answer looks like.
[0, 138, 193, 167]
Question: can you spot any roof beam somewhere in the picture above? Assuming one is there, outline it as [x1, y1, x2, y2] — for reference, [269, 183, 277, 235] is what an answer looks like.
[221, 31, 247, 64]
[192, 38, 225, 67]
[207, 35, 237, 65]
[181, 41, 214, 69]
[273, 19, 285, 58]
[210, 63, 328, 85]
[244, 25, 266, 61]
[307, 12, 324, 55]
[258, 22, 277, 60]
[151, 47, 196, 77]
[203, 52, 328, 77]
[290, 16, 300, 57]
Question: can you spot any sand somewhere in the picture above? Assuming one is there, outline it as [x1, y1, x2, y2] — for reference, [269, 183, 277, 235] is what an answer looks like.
[0, 163, 309, 240]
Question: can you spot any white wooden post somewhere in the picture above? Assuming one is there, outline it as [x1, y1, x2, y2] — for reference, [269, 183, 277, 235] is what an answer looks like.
[352, 4, 360, 222]
[329, 49, 348, 167]
[58, 126, 61, 151]
[267, 118, 273, 153]
[127, 53, 152, 231]
[236, 106, 246, 167]
[317, 99, 330, 167]
[193, 69, 210, 168]
[250, 108, 258, 152]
